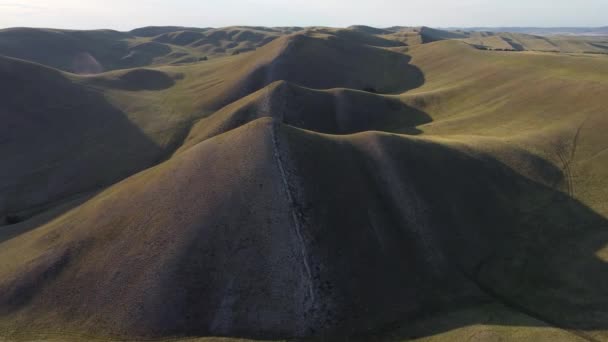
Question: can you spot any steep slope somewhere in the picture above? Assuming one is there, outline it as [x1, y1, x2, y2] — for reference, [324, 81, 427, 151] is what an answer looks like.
[139, 29, 424, 115]
[214, 30, 424, 109]
[2, 118, 606, 341]
[0, 119, 313, 339]
[0, 56, 164, 225]
[0, 27, 426, 221]
[178, 80, 430, 152]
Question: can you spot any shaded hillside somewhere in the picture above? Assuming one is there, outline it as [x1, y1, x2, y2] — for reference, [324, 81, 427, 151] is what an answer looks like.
[347, 25, 393, 35]
[418, 27, 469, 43]
[0, 27, 218, 73]
[0, 28, 171, 73]
[319, 28, 406, 48]
[0, 27, 305, 74]
[86, 68, 181, 91]
[216, 30, 424, 108]
[179, 80, 429, 152]
[0, 56, 164, 225]
[2, 118, 607, 341]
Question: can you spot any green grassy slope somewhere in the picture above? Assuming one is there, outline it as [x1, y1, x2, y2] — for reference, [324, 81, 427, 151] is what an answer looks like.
[375, 27, 608, 54]
[460, 32, 608, 53]
[402, 40, 608, 216]
[402, 41, 608, 341]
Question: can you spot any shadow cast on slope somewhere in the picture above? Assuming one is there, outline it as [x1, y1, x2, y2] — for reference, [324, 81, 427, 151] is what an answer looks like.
[273, 129, 608, 341]
[0, 28, 177, 73]
[0, 119, 607, 341]
[180, 82, 432, 152]
[0, 56, 164, 233]
[222, 32, 426, 110]
[88, 68, 178, 91]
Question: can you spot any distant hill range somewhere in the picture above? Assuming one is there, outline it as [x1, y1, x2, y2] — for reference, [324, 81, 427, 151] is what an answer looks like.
[0, 25, 606, 75]
[447, 27, 608, 36]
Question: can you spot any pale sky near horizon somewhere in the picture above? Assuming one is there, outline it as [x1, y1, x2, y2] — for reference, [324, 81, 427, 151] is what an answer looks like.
[0, 0, 606, 31]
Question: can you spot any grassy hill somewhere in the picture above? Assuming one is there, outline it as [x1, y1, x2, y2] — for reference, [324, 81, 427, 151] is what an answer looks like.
[373, 26, 608, 54]
[0, 56, 167, 225]
[0, 26, 302, 74]
[1, 25, 608, 341]
[130, 26, 211, 37]
[457, 27, 608, 36]
[0, 28, 171, 73]
[460, 32, 608, 53]
[1, 26, 604, 76]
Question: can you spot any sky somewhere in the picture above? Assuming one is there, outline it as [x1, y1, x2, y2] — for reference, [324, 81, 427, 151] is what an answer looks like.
[0, 0, 606, 31]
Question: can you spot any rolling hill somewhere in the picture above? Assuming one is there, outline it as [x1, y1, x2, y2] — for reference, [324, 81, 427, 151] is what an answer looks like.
[0, 28, 170, 73]
[380, 27, 608, 53]
[0, 56, 167, 225]
[456, 27, 608, 36]
[0, 26, 303, 74]
[0, 26, 605, 76]
[1, 24, 608, 342]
